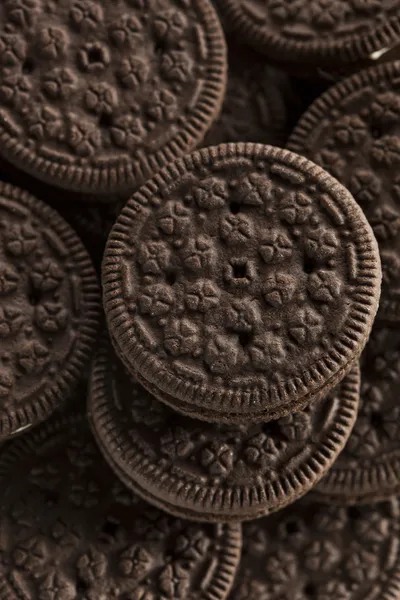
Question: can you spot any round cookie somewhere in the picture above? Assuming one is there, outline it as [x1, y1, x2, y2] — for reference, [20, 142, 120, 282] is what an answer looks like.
[288, 61, 400, 322]
[89, 336, 360, 522]
[230, 496, 400, 600]
[214, 0, 400, 68]
[0, 412, 242, 600]
[314, 323, 400, 504]
[0, 182, 101, 440]
[0, 155, 125, 268]
[103, 143, 380, 423]
[0, 0, 226, 194]
[202, 42, 292, 147]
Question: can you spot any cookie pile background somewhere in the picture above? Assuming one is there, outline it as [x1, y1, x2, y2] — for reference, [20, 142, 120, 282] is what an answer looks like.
[0, 0, 400, 598]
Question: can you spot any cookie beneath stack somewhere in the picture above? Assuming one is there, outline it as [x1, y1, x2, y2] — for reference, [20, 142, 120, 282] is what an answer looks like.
[0, 412, 242, 599]
[0, 182, 101, 440]
[103, 143, 380, 423]
[230, 496, 400, 600]
[88, 336, 360, 522]
[288, 61, 400, 322]
[313, 322, 400, 505]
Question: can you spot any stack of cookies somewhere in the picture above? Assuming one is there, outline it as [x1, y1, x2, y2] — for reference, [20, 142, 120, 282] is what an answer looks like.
[1, 0, 400, 598]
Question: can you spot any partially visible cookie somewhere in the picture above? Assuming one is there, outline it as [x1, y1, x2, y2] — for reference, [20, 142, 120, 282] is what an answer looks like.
[0, 182, 101, 440]
[103, 143, 380, 423]
[89, 336, 360, 522]
[0, 412, 242, 600]
[0, 154, 125, 268]
[314, 323, 400, 504]
[0, 0, 226, 193]
[214, 0, 400, 68]
[288, 61, 400, 322]
[203, 42, 292, 147]
[230, 496, 400, 600]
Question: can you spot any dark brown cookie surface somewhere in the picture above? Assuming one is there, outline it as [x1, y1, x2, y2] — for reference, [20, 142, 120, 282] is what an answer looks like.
[214, 0, 400, 67]
[0, 0, 226, 193]
[230, 496, 400, 600]
[288, 61, 400, 322]
[89, 338, 360, 522]
[314, 323, 400, 504]
[202, 42, 291, 147]
[0, 182, 101, 440]
[0, 413, 242, 600]
[103, 144, 380, 423]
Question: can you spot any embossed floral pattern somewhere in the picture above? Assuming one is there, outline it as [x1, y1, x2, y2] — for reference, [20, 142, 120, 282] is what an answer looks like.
[119, 545, 152, 579]
[42, 68, 77, 100]
[139, 284, 174, 317]
[185, 280, 219, 313]
[5, 0, 38, 29]
[205, 335, 238, 374]
[248, 333, 285, 369]
[263, 273, 296, 307]
[37, 27, 67, 60]
[164, 318, 199, 356]
[0, 73, 31, 108]
[220, 214, 253, 244]
[333, 115, 367, 145]
[110, 115, 145, 150]
[349, 169, 381, 204]
[154, 10, 187, 42]
[201, 441, 234, 476]
[109, 14, 142, 47]
[161, 51, 192, 83]
[85, 83, 117, 115]
[259, 230, 292, 263]
[192, 178, 228, 210]
[181, 236, 215, 272]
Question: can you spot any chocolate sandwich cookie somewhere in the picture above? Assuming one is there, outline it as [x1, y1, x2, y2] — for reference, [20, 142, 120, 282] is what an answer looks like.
[0, 0, 226, 194]
[0, 413, 242, 600]
[89, 338, 360, 522]
[103, 143, 380, 423]
[288, 61, 400, 322]
[0, 182, 101, 440]
[0, 155, 124, 268]
[202, 42, 292, 148]
[214, 0, 400, 68]
[314, 323, 400, 505]
[230, 496, 400, 600]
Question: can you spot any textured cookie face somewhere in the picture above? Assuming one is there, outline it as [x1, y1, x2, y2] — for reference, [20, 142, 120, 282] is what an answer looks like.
[0, 414, 242, 600]
[215, 0, 400, 65]
[103, 144, 380, 422]
[89, 340, 360, 521]
[0, 182, 101, 439]
[0, 0, 226, 193]
[203, 43, 290, 147]
[289, 62, 400, 321]
[316, 323, 400, 503]
[231, 497, 400, 600]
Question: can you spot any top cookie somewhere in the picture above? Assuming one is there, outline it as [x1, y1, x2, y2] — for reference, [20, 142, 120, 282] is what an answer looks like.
[0, 0, 226, 194]
[288, 61, 400, 322]
[103, 143, 380, 423]
[214, 0, 400, 67]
